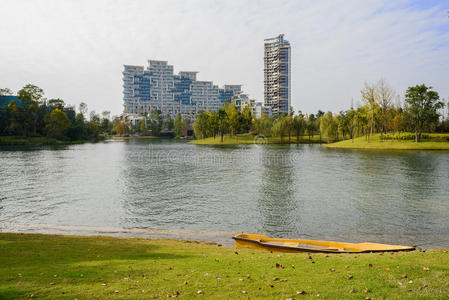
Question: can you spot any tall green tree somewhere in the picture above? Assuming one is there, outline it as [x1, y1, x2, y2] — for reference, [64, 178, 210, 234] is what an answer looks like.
[320, 112, 338, 143]
[45, 108, 71, 138]
[404, 84, 443, 142]
[292, 114, 305, 143]
[174, 114, 187, 137]
[272, 115, 288, 143]
[0, 88, 13, 96]
[306, 114, 316, 142]
[226, 104, 241, 138]
[193, 111, 210, 140]
[254, 112, 271, 136]
[361, 82, 379, 142]
[217, 108, 229, 143]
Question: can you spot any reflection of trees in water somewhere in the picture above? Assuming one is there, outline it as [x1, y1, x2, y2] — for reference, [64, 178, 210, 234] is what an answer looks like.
[256, 145, 300, 238]
[395, 153, 446, 237]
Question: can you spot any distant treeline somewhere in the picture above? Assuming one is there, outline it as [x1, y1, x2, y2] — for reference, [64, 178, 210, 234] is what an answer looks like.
[0, 85, 113, 141]
[193, 80, 449, 143]
[1, 81, 447, 143]
[0, 84, 189, 140]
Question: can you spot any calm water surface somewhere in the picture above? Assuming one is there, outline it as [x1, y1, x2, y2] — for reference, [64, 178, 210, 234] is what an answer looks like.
[1, 139, 449, 247]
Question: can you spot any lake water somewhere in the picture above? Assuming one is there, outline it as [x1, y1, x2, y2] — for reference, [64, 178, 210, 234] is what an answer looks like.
[1, 139, 449, 248]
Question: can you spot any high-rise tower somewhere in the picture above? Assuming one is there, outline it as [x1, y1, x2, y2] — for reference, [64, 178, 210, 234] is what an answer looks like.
[264, 34, 291, 115]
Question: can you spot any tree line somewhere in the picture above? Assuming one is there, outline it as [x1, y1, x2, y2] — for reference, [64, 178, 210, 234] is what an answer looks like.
[0, 84, 113, 141]
[193, 81, 448, 143]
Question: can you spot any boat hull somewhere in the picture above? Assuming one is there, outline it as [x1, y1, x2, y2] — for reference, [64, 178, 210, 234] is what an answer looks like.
[233, 233, 415, 253]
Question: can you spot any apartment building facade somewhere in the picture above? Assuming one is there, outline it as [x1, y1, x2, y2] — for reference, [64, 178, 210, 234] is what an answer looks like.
[123, 60, 244, 118]
[264, 34, 291, 115]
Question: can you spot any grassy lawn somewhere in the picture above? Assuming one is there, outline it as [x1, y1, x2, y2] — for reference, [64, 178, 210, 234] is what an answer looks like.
[1, 233, 449, 299]
[191, 134, 327, 145]
[325, 133, 449, 151]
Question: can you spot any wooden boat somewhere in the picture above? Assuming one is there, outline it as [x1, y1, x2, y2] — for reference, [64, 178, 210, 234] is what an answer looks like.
[233, 233, 415, 253]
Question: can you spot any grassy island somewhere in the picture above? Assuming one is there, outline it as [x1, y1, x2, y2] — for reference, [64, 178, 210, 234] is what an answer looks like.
[1, 233, 449, 299]
[325, 133, 449, 151]
[190, 133, 326, 145]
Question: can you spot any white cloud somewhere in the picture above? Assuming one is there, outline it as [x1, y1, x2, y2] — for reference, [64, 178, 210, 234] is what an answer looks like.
[0, 0, 448, 115]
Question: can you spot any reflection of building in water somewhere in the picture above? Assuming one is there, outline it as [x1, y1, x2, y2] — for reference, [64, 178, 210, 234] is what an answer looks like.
[256, 147, 300, 237]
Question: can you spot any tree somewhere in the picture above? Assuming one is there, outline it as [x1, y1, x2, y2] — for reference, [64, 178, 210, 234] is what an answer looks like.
[217, 108, 229, 143]
[17, 84, 44, 103]
[361, 82, 379, 142]
[316, 110, 325, 143]
[226, 104, 241, 138]
[174, 114, 186, 137]
[79, 102, 88, 117]
[306, 114, 316, 142]
[101, 111, 112, 134]
[193, 111, 210, 140]
[208, 112, 219, 138]
[320, 112, 338, 142]
[165, 115, 174, 131]
[377, 79, 394, 136]
[17, 84, 44, 135]
[115, 120, 129, 136]
[292, 114, 305, 143]
[148, 110, 162, 136]
[345, 108, 357, 142]
[241, 106, 252, 133]
[8, 100, 28, 136]
[254, 112, 271, 136]
[285, 115, 294, 143]
[45, 108, 71, 138]
[48, 98, 65, 110]
[137, 119, 147, 134]
[271, 115, 288, 143]
[0, 88, 13, 96]
[404, 84, 443, 142]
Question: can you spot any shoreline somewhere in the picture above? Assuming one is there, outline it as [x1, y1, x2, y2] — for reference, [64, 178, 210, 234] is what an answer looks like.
[324, 134, 449, 151]
[2, 222, 448, 249]
[0, 222, 237, 247]
[0, 136, 106, 147]
[190, 133, 328, 145]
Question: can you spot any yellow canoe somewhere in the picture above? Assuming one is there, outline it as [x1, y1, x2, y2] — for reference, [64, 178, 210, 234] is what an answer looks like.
[233, 233, 415, 253]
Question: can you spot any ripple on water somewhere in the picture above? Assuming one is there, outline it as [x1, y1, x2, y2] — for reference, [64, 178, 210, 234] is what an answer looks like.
[1, 141, 449, 248]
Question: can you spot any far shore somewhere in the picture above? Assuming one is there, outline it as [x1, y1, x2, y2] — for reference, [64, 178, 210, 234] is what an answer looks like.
[190, 132, 449, 150]
[190, 133, 327, 145]
[0, 136, 105, 146]
[324, 133, 449, 151]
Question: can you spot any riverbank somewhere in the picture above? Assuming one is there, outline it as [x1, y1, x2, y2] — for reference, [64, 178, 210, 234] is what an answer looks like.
[111, 135, 161, 140]
[190, 133, 327, 145]
[0, 136, 105, 146]
[1, 233, 448, 299]
[325, 133, 449, 150]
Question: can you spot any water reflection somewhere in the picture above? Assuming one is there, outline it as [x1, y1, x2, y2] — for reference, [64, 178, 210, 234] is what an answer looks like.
[257, 145, 299, 237]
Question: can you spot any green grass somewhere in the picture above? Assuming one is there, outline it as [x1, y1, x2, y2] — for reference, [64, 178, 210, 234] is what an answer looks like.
[191, 133, 327, 145]
[1, 233, 449, 299]
[325, 133, 449, 150]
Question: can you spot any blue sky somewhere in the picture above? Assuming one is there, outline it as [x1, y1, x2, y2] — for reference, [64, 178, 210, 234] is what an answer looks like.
[0, 0, 448, 116]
